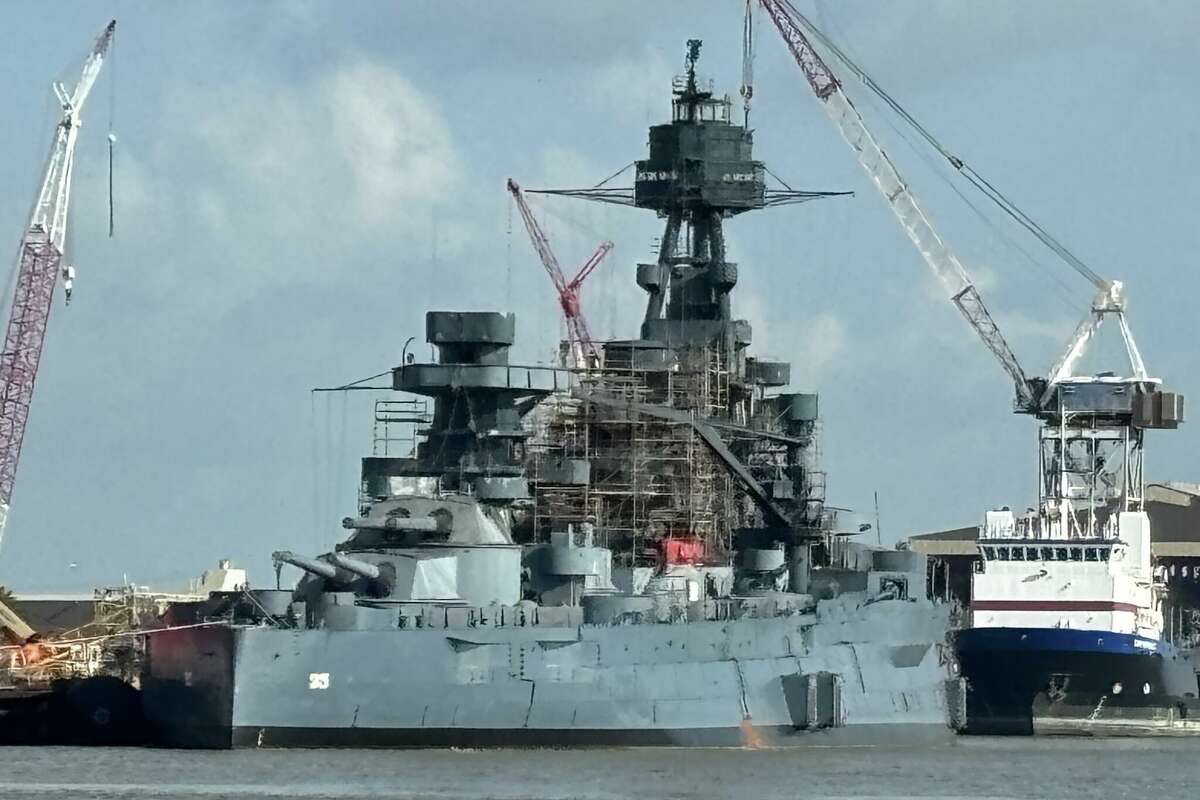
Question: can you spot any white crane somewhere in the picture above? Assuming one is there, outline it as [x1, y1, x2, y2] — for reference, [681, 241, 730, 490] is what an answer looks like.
[0, 20, 115, 548]
[757, 2, 1178, 540]
[755, 2, 1148, 413]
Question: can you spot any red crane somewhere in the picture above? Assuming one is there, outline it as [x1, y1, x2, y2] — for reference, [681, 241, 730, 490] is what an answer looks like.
[0, 21, 115, 548]
[507, 179, 613, 369]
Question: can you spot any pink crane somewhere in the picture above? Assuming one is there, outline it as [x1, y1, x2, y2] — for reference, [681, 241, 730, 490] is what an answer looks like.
[507, 179, 613, 369]
[0, 21, 115, 547]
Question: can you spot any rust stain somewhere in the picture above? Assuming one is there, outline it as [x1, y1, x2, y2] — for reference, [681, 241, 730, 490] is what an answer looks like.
[739, 716, 764, 749]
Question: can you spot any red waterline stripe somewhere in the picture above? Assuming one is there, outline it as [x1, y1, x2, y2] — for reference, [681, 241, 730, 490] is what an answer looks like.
[972, 600, 1139, 613]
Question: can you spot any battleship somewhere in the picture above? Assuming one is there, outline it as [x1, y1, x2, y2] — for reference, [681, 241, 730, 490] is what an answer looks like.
[139, 41, 956, 749]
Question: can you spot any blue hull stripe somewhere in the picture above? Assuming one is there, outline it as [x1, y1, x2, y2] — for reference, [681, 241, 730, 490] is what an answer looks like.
[957, 627, 1174, 658]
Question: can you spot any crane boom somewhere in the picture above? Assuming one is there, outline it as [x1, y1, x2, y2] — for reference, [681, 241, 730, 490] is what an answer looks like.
[507, 179, 613, 369]
[758, 2, 1034, 409]
[0, 20, 115, 547]
[758, 3, 1177, 544]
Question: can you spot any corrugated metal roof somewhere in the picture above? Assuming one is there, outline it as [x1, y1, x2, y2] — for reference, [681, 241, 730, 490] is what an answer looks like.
[906, 494, 1200, 559]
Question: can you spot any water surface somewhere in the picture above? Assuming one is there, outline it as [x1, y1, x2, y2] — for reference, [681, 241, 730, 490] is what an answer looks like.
[1, 738, 1189, 799]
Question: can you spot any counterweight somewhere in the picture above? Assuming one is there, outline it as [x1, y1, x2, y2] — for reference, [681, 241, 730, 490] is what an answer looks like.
[0, 21, 115, 545]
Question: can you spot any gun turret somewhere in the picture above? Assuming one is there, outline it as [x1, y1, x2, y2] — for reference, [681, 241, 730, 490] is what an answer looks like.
[342, 515, 440, 532]
[272, 550, 337, 581]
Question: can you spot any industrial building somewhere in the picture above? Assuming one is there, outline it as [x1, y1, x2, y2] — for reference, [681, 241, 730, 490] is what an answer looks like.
[910, 482, 1200, 648]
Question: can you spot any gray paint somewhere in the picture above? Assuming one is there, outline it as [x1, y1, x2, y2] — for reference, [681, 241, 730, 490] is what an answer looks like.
[140, 38, 960, 750]
[143, 592, 952, 748]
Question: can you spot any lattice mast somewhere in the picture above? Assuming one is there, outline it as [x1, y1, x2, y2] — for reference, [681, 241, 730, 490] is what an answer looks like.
[507, 179, 613, 369]
[0, 20, 115, 545]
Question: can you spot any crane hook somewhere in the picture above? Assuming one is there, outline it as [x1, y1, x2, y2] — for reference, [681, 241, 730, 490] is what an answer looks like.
[61, 265, 76, 305]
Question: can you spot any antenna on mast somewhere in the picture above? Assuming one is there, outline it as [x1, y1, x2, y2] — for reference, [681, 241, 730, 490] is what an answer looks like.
[740, 0, 755, 127]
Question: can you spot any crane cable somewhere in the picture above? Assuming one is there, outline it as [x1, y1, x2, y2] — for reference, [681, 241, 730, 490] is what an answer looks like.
[781, 1, 1107, 291]
[808, 0, 1083, 315]
[505, 193, 514, 310]
[836, 56, 1086, 314]
[106, 24, 116, 238]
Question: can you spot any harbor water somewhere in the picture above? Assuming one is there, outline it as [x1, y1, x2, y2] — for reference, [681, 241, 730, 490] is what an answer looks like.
[0, 738, 1191, 799]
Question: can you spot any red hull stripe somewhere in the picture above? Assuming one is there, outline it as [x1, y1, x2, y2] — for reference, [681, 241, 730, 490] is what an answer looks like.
[973, 600, 1139, 613]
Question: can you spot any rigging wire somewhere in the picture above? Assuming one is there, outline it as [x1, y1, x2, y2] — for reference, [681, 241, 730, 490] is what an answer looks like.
[853, 74, 1085, 316]
[505, 194, 514, 310]
[593, 162, 634, 189]
[107, 136, 115, 237]
[807, 0, 1084, 324]
[526, 191, 611, 244]
[762, 164, 795, 192]
[309, 391, 322, 551]
[334, 392, 349, 547]
[782, 0, 1107, 290]
[603, 203, 617, 339]
[311, 369, 392, 392]
[322, 392, 332, 551]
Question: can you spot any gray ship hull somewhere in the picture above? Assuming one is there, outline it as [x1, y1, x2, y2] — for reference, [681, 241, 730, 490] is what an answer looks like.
[142, 596, 954, 749]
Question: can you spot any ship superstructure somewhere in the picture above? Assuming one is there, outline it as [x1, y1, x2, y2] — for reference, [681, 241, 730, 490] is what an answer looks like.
[521, 40, 835, 589]
[139, 38, 954, 749]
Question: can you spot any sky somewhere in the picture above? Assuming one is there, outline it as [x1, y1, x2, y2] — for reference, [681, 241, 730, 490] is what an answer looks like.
[0, 1, 1197, 592]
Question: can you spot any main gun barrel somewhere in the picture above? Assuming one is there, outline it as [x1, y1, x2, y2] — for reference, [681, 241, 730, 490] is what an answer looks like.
[342, 516, 439, 532]
[272, 550, 337, 580]
[329, 553, 382, 581]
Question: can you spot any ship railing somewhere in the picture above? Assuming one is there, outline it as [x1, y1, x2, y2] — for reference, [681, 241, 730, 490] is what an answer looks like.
[373, 398, 431, 457]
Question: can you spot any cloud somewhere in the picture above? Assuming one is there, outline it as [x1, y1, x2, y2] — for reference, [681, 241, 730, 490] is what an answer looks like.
[994, 308, 1074, 347]
[177, 57, 468, 291]
[805, 0, 1195, 93]
[790, 311, 847, 385]
[747, 299, 847, 388]
[587, 47, 676, 128]
[324, 62, 464, 226]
